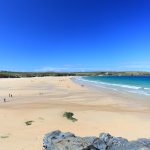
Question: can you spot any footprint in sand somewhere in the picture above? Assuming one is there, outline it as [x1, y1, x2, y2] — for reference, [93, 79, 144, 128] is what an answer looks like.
[38, 117, 44, 121]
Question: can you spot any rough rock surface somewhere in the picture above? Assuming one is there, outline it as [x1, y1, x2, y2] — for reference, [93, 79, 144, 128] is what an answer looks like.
[43, 130, 150, 150]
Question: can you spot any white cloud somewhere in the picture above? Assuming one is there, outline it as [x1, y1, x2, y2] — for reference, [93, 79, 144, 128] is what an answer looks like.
[36, 66, 98, 72]
[37, 67, 68, 72]
[36, 61, 150, 72]
[122, 61, 150, 71]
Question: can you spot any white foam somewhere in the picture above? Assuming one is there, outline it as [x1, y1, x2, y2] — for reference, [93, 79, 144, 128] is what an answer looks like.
[76, 77, 150, 96]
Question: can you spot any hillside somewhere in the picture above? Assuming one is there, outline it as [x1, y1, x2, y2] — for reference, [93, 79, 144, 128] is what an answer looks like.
[0, 71, 150, 78]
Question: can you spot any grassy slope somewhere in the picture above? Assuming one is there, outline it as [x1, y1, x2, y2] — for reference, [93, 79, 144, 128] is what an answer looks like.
[0, 71, 150, 78]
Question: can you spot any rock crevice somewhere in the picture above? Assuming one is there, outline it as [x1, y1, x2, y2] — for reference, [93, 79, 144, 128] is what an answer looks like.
[43, 130, 150, 150]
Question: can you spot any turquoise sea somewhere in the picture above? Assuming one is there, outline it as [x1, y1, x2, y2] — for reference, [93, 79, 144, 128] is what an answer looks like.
[77, 76, 150, 96]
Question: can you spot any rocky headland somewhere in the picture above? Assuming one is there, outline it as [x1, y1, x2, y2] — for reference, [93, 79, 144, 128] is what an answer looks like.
[43, 130, 150, 150]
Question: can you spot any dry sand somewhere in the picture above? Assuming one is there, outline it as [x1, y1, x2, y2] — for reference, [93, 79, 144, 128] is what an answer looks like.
[0, 76, 150, 150]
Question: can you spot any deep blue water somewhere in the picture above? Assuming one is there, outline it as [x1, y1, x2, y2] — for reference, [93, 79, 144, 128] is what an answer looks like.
[79, 76, 150, 96]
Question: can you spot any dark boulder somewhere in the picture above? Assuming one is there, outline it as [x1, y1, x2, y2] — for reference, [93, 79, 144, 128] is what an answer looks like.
[43, 130, 150, 150]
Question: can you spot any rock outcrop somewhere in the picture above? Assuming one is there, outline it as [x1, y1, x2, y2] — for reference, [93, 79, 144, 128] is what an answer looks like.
[43, 130, 150, 150]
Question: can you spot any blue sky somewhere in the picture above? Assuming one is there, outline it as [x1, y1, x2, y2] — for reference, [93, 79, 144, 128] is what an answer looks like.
[0, 0, 150, 72]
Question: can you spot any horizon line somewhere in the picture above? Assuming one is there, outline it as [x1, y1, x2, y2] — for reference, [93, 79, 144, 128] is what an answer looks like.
[1, 70, 150, 73]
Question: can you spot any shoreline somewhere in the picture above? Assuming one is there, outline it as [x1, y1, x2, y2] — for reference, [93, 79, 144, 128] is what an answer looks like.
[0, 76, 150, 150]
[72, 76, 150, 101]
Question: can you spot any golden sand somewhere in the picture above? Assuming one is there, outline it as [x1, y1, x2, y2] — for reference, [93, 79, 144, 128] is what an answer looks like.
[0, 77, 150, 150]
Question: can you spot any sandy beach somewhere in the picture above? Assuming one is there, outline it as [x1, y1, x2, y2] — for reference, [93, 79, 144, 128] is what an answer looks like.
[0, 76, 150, 150]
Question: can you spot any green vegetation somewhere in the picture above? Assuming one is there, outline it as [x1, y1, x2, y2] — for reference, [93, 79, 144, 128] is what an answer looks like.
[63, 112, 78, 122]
[0, 71, 150, 78]
[0, 135, 9, 138]
[25, 120, 34, 126]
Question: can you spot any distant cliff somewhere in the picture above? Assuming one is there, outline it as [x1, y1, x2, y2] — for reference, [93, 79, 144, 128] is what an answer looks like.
[0, 71, 150, 78]
[43, 130, 150, 150]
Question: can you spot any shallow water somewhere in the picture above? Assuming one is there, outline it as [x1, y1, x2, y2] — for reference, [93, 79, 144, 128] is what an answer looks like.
[76, 76, 150, 96]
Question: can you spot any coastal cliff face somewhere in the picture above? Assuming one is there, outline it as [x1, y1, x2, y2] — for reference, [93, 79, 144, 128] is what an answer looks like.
[43, 130, 150, 150]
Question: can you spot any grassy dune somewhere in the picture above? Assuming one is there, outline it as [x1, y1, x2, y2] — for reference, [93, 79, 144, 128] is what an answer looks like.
[0, 71, 150, 78]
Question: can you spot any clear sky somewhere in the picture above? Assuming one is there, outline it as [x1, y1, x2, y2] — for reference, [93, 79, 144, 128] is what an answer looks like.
[0, 0, 150, 72]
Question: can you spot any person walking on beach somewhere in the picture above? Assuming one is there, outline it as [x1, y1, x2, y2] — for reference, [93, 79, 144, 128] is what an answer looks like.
[4, 98, 6, 102]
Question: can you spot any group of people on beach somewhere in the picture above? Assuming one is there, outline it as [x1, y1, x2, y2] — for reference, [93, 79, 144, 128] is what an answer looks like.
[2, 93, 13, 102]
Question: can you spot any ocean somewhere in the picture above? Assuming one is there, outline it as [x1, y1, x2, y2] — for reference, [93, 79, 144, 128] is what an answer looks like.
[76, 76, 150, 96]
